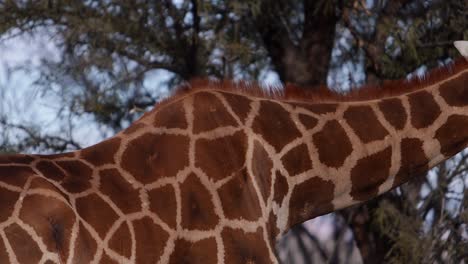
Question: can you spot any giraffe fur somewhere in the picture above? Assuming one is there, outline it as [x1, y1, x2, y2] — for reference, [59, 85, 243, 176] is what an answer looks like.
[0, 43, 467, 263]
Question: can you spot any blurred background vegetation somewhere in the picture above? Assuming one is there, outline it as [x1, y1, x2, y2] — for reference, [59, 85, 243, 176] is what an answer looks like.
[0, 0, 467, 263]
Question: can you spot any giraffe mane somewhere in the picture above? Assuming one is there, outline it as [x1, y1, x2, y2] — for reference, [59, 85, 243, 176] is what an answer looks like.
[153, 57, 468, 111]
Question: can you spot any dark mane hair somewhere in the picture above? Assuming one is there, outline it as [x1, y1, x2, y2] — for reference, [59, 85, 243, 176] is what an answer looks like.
[153, 57, 468, 110]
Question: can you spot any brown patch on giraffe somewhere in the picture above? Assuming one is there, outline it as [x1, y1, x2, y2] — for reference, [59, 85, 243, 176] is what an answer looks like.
[273, 171, 289, 205]
[294, 103, 338, 115]
[0, 237, 9, 263]
[133, 217, 169, 264]
[108, 222, 132, 259]
[36, 161, 66, 182]
[251, 141, 273, 202]
[0, 188, 19, 223]
[99, 169, 141, 214]
[0, 154, 33, 164]
[122, 122, 147, 135]
[218, 168, 262, 221]
[435, 115, 468, 157]
[148, 184, 177, 229]
[39, 152, 75, 159]
[288, 177, 334, 226]
[252, 101, 301, 152]
[195, 131, 247, 182]
[29, 177, 71, 206]
[222, 227, 272, 264]
[393, 138, 428, 188]
[100, 253, 118, 264]
[313, 120, 353, 168]
[30, 177, 54, 190]
[298, 114, 318, 129]
[73, 223, 97, 264]
[281, 144, 312, 176]
[29, 177, 65, 193]
[181, 173, 219, 230]
[266, 212, 280, 243]
[4, 223, 42, 263]
[169, 237, 218, 264]
[193, 91, 238, 133]
[350, 147, 392, 201]
[0, 166, 33, 187]
[153, 100, 188, 129]
[378, 98, 407, 130]
[80, 137, 121, 166]
[439, 72, 468, 107]
[408, 90, 441, 129]
[76, 193, 119, 239]
[56, 160, 93, 193]
[122, 133, 189, 184]
[344, 105, 389, 143]
[19, 192, 75, 261]
[221, 92, 252, 123]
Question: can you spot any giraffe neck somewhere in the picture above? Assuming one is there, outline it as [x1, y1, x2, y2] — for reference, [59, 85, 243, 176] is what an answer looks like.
[280, 62, 468, 229]
[332, 67, 468, 204]
[126, 60, 468, 237]
[118, 60, 468, 232]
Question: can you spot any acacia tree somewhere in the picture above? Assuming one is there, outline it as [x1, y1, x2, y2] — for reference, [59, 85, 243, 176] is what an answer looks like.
[0, 0, 467, 263]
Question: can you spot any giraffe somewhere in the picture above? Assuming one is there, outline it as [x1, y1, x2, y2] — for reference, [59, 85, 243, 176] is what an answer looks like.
[0, 42, 467, 264]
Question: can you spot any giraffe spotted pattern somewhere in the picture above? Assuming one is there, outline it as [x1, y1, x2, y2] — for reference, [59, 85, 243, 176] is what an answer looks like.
[0, 61, 467, 263]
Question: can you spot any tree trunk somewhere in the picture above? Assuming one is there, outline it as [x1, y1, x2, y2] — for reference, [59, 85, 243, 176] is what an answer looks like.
[254, 0, 337, 86]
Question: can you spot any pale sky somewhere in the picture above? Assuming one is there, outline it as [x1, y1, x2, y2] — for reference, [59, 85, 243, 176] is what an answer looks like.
[0, 27, 285, 149]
